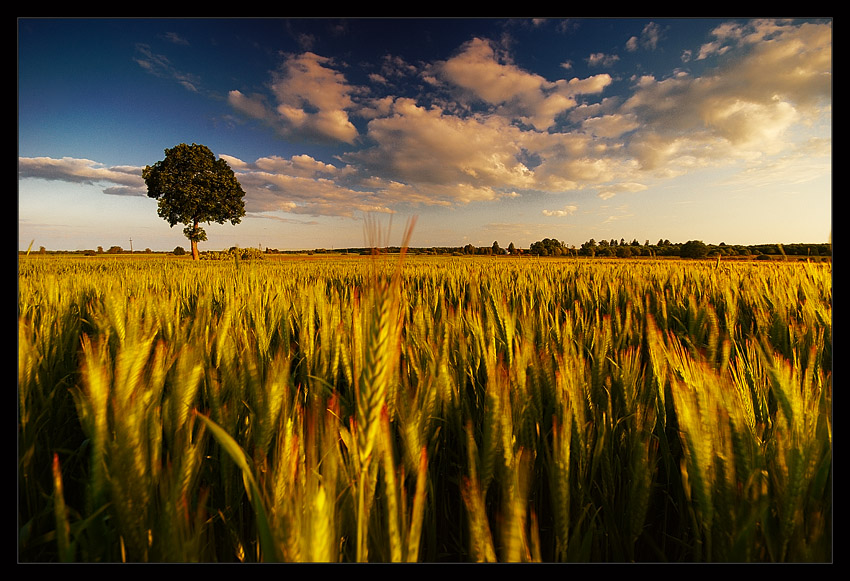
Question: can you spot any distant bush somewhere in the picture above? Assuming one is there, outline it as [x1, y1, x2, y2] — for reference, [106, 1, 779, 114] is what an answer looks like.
[200, 247, 264, 261]
[173, 246, 186, 256]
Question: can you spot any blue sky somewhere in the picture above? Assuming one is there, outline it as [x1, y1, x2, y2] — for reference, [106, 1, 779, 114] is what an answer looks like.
[18, 18, 832, 252]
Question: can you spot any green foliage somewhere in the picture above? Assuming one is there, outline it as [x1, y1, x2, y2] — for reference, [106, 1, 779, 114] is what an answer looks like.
[200, 247, 264, 261]
[681, 240, 709, 259]
[529, 237, 565, 256]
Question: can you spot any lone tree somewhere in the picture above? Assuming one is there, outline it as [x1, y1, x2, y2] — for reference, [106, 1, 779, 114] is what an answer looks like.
[143, 143, 246, 260]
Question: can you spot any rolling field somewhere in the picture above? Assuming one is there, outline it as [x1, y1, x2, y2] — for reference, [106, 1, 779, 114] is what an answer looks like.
[18, 253, 832, 562]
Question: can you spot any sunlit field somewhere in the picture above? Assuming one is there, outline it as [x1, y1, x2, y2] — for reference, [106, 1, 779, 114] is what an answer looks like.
[18, 252, 832, 562]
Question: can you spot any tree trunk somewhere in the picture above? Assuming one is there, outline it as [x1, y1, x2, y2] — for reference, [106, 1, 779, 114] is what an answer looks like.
[191, 220, 200, 261]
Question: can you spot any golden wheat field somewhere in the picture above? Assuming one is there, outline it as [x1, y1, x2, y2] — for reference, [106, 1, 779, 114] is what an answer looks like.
[17, 252, 832, 563]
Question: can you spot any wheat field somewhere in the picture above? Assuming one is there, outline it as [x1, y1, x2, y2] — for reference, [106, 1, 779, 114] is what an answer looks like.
[18, 251, 832, 562]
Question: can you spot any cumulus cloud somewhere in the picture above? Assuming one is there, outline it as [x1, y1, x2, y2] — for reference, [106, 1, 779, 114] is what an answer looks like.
[221, 153, 441, 217]
[220, 153, 378, 215]
[23, 19, 831, 221]
[223, 19, 830, 215]
[431, 37, 611, 131]
[437, 38, 552, 104]
[229, 52, 359, 144]
[626, 22, 663, 52]
[697, 19, 785, 60]
[347, 98, 536, 198]
[227, 91, 276, 126]
[621, 19, 831, 175]
[587, 52, 619, 68]
[581, 113, 640, 139]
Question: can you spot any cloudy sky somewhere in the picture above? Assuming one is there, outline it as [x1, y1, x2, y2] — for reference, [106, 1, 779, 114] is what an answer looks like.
[18, 18, 831, 252]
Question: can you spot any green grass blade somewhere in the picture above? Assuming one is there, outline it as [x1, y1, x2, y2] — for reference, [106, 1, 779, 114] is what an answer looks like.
[194, 411, 279, 563]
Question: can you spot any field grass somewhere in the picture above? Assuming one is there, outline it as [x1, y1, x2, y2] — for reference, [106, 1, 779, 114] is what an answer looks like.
[18, 252, 831, 562]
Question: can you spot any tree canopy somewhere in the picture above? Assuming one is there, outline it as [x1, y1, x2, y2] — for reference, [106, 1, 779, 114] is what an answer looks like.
[680, 240, 709, 259]
[529, 238, 567, 256]
[143, 143, 246, 260]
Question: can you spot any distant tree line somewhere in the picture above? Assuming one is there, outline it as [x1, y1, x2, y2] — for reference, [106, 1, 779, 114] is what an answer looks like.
[262, 242, 521, 256]
[559, 238, 830, 259]
[22, 239, 831, 260]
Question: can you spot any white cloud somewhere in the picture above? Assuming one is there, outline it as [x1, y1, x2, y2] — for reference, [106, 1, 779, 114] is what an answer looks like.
[543, 205, 578, 217]
[25, 19, 832, 226]
[436, 38, 543, 104]
[587, 52, 619, 68]
[18, 157, 146, 194]
[228, 52, 358, 144]
[431, 37, 610, 131]
[626, 22, 663, 52]
[620, 19, 831, 174]
[347, 98, 537, 200]
[227, 91, 276, 125]
[582, 113, 640, 139]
